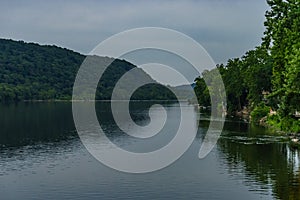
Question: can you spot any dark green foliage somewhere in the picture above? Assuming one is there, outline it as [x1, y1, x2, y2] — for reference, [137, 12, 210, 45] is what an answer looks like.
[194, 0, 299, 133]
[132, 84, 176, 100]
[242, 47, 273, 107]
[0, 39, 175, 102]
[194, 50, 272, 114]
[251, 104, 270, 123]
[263, 0, 300, 112]
[263, 0, 300, 131]
[193, 66, 226, 111]
[268, 115, 300, 133]
[266, 114, 281, 130]
[221, 59, 248, 112]
[0, 39, 84, 101]
[194, 76, 210, 106]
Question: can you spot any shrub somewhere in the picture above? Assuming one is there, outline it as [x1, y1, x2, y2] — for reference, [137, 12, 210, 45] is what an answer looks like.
[280, 117, 300, 133]
[251, 104, 269, 123]
[267, 115, 300, 133]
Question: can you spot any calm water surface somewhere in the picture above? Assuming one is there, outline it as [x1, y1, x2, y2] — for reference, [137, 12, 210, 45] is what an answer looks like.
[0, 102, 299, 200]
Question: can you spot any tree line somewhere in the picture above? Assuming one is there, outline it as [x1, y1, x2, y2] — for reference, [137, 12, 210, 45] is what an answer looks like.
[194, 0, 300, 132]
[0, 39, 176, 102]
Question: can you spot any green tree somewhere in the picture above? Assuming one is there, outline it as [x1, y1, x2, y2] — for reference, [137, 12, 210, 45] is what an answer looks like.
[194, 76, 210, 106]
[263, 0, 300, 117]
[242, 47, 273, 108]
[224, 58, 247, 112]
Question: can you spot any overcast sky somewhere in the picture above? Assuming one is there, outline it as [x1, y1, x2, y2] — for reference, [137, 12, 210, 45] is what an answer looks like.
[0, 0, 269, 65]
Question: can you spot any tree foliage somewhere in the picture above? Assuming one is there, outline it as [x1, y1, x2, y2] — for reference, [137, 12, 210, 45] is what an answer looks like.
[194, 49, 272, 114]
[194, 0, 300, 132]
[263, 0, 300, 116]
[0, 39, 175, 102]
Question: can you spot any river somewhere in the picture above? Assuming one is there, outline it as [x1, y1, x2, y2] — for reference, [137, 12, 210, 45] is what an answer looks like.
[0, 102, 299, 199]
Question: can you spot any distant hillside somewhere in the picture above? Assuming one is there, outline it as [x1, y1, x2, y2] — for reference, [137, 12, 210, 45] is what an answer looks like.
[173, 84, 195, 100]
[0, 39, 176, 102]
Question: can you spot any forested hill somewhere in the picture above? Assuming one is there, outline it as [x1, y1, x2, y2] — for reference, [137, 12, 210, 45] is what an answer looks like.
[0, 39, 175, 101]
[0, 39, 84, 101]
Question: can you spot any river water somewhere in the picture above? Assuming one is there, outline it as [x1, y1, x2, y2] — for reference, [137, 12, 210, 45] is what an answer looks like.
[0, 102, 299, 199]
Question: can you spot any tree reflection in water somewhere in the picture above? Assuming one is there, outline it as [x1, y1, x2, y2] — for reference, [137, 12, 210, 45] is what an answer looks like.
[216, 121, 300, 199]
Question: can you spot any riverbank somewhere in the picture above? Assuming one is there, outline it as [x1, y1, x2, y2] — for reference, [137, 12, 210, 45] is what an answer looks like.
[258, 115, 300, 148]
[218, 104, 300, 148]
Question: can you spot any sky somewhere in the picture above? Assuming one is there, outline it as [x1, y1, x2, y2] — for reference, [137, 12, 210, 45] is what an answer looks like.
[0, 0, 269, 65]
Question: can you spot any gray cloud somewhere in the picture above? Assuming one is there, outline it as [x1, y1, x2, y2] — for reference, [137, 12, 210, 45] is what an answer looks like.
[0, 0, 268, 64]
